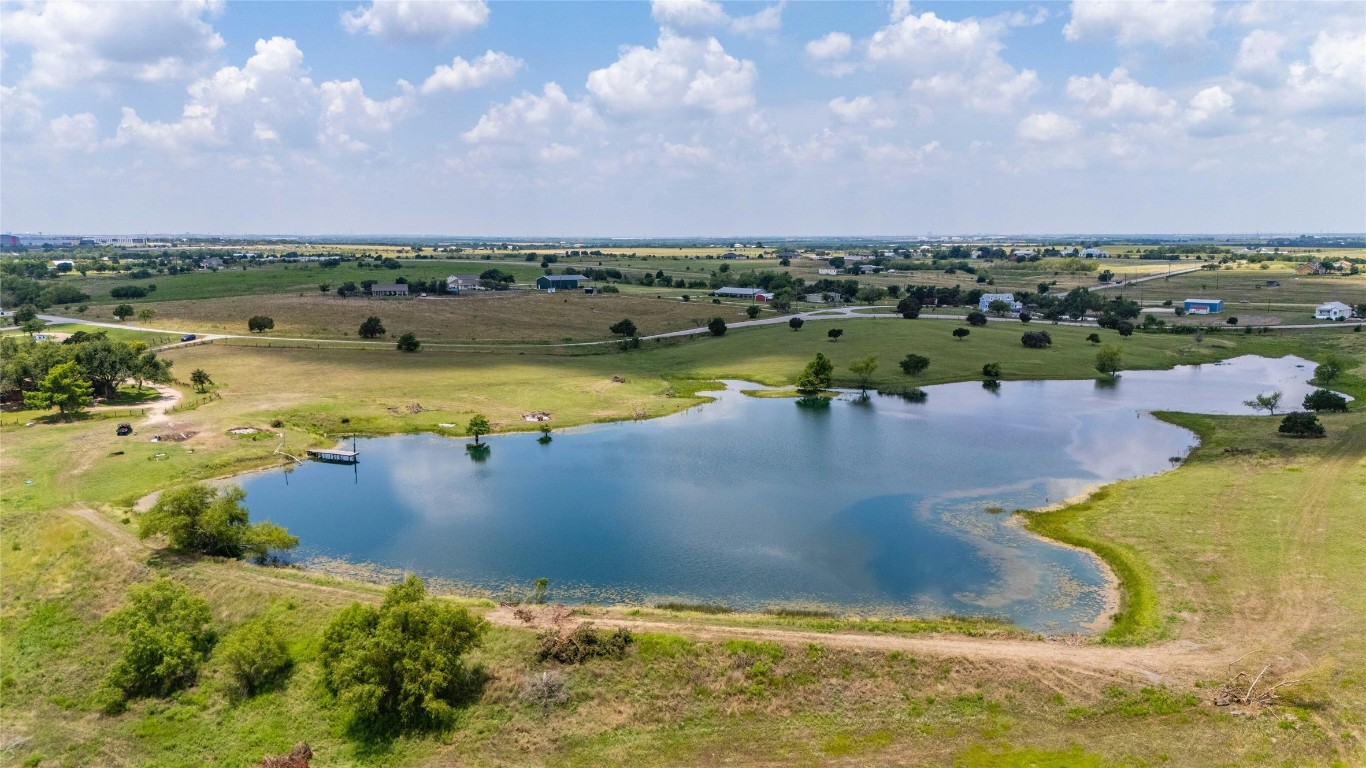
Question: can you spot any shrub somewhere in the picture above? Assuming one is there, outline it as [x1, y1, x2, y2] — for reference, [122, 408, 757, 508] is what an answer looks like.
[1302, 389, 1348, 413]
[827, 328, 844, 341]
[320, 576, 486, 733]
[707, 317, 727, 336]
[896, 297, 921, 319]
[1279, 412, 1325, 438]
[358, 316, 386, 338]
[966, 310, 988, 326]
[138, 484, 298, 560]
[396, 332, 421, 352]
[216, 617, 292, 697]
[609, 318, 637, 337]
[899, 354, 930, 376]
[536, 623, 634, 664]
[952, 327, 970, 341]
[1086, 333, 1101, 344]
[982, 362, 1002, 378]
[788, 317, 804, 331]
[110, 286, 148, 299]
[102, 579, 213, 709]
[1021, 331, 1052, 348]
[1116, 320, 1135, 337]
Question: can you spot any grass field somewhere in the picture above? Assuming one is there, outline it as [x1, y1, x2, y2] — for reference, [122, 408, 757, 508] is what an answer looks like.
[1120, 265, 1366, 308]
[2, 308, 1365, 766]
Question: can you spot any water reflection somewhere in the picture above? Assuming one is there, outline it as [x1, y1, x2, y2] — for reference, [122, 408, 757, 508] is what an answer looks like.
[242, 355, 1328, 634]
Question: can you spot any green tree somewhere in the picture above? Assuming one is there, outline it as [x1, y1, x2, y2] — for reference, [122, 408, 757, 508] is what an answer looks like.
[1095, 344, 1123, 377]
[396, 332, 421, 352]
[138, 484, 298, 559]
[1279, 412, 1325, 438]
[216, 616, 292, 698]
[358, 315, 386, 338]
[467, 414, 491, 444]
[896, 297, 921, 319]
[113, 303, 135, 321]
[848, 356, 878, 391]
[23, 360, 93, 415]
[320, 576, 487, 733]
[952, 327, 970, 341]
[966, 311, 988, 326]
[1302, 389, 1348, 413]
[982, 362, 1002, 379]
[20, 317, 46, 334]
[137, 308, 156, 322]
[707, 317, 728, 336]
[987, 299, 1010, 316]
[102, 579, 213, 709]
[13, 304, 38, 323]
[745, 304, 761, 319]
[1313, 357, 1345, 384]
[900, 354, 930, 376]
[248, 315, 275, 333]
[1086, 333, 1102, 344]
[1243, 391, 1283, 415]
[131, 350, 173, 391]
[827, 327, 844, 341]
[788, 317, 804, 331]
[855, 286, 886, 304]
[609, 318, 637, 337]
[795, 352, 834, 395]
[190, 368, 213, 392]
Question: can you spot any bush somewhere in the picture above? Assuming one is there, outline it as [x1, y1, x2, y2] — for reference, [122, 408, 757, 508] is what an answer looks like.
[320, 576, 486, 733]
[966, 310, 988, 326]
[396, 332, 421, 352]
[216, 617, 292, 697]
[1086, 333, 1101, 344]
[138, 484, 298, 560]
[827, 328, 844, 341]
[1116, 320, 1135, 337]
[899, 353, 930, 376]
[896, 297, 921, 319]
[1278, 412, 1325, 438]
[1303, 389, 1348, 413]
[707, 317, 727, 336]
[537, 623, 634, 664]
[982, 362, 1002, 378]
[952, 327, 970, 341]
[788, 317, 804, 331]
[102, 579, 213, 709]
[1021, 331, 1052, 348]
[358, 316, 386, 338]
[110, 285, 148, 299]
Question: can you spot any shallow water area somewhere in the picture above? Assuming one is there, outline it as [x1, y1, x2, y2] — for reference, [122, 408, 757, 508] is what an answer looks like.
[242, 354, 1326, 633]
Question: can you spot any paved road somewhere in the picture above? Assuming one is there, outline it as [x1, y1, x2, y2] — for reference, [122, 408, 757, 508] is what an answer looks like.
[1091, 266, 1203, 290]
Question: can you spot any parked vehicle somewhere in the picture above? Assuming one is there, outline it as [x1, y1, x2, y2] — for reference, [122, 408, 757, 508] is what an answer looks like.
[116, 423, 133, 436]
[181, 334, 196, 342]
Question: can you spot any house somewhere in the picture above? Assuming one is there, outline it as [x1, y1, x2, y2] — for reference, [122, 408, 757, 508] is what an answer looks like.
[446, 275, 480, 293]
[1315, 301, 1354, 320]
[1012, 249, 1036, 258]
[370, 284, 409, 297]
[201, 257, 224, 270]
[720, 252, 747, 260]
[858, 264, 884, 274]
[1183, 298, 1224, 315]
[804, 293, 833, 303]
[536, 275, 581, 291]
[978, 293, 1023, 315]
[1081, 248, 1110, 258]
[817, 268, 838, 275]
[1296, 261, 1327, 275]
[712, 287, 767, 300]
[1334, 260, 1353, 272]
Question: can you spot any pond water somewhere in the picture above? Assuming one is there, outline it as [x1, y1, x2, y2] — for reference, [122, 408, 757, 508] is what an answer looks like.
[242, 355, 1325, 633]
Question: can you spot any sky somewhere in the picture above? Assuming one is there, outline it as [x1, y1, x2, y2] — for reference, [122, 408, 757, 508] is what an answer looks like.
[1, 0, 1363, 237]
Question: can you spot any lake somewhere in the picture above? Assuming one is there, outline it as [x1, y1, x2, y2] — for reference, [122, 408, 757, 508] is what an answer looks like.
[242, 354, 1325, 633]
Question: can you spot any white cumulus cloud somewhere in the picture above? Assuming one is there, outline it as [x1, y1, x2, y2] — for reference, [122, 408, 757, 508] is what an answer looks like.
[586, 31, 756, 115]
[1066, 68, 1176, 119]
[462, 82, 601, 143]
[49, 113, 100, 152]
[1018, 112, 1081, 142]
[1063, 0, 1215, 47]
[420, 51, 523, 95]
[342, 0, 488, 44]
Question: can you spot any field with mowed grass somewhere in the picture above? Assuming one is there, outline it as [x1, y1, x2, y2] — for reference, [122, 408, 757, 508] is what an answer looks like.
[2, 315, 1364, 766]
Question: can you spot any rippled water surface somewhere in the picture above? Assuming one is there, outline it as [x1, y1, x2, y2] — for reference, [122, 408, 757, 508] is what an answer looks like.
[242, 355, 1323, 633]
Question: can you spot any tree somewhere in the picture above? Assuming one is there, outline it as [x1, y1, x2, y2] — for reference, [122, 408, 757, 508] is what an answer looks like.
[745, 304, 761, 319]
[827, 328, 844, 341]
[1018, 312, 1032, 323]
[20, 318, 46, 334]
[609, 318, 637, 337]
[1226, 316, 1238, 325]
[1303, 389, 1348, 413]
[131, 350, 173, 391]
[102, 579, 212, 708]
[23, 360, 93, 416]
[1314, 357, 1345, 384]
[136, 308, 156, 323]
[248, 315, 275, 333]
[190, 368, 213, 392]
[396, 332, 421, 352]
[899, 353, 930, 376]
[1279, 412, 1325, 438]
[358, 316, 386, 338]
[1243, 391, 1283, 415]
[139, 483, 298, 559]
[788, 317, 804, 331]
[13, 304, 38, 323]
[849, 356, 878, 391]
[467, 414, 491, 444]
[795, 352, 833, 395]
[1116, 320, 1135, 337]
[1095, 344, 1122, 377]
[855, 286, 886, 305]
[1086, 333, 1101, 344]
[707, 317, 727, 336]
[1020, 331, 1052, 349]
[216, 616, 292, 698]
[1037, 282, 1050, 295]
[982, 362, 1002, 379]
[320, 576, 487, 733]
[952, 327, 970, 341]
[896, 297, 921, 319]
[966, 310, 988, 326]
[113, 303, 135, 321]
[987, 299, 1010, 317]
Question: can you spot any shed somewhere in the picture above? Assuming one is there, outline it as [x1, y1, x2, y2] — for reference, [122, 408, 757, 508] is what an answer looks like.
[712, 287, 765, 299]
[1315, 301, 1353, 320]
[1183, 298, 1224, 314]
[536, 275, 581, 290]
[371, 284, 409, 296]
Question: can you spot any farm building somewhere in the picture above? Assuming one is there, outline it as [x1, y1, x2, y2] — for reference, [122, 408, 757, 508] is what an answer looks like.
[1315, 301, 1354, 320]
[370, 284, 409, 296]
[446, 275, 480, 293]
[713, 287, 771, 301]
[536, 275, 581, 291]
[978, 293, 1023, 314]
[1183, 298, 1224, 314]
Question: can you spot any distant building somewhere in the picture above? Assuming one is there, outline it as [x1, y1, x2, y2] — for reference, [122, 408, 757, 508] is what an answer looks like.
[713, 287, 771, 301]
[370, 284, 409, 296]
[1334, 260, 1353, 272]
[1315, 301, 1353, 320]
[1296, 261, 1327, 275]
[1081, 248, 1110, 257]
[858, 264, 884, 274]
[536, 275, 581, 290]
[1183, 298, 1224, 315]
[446, 275, 480, 293]
[201, 257, 224, 270]
[720, 252, 747, 260]
[978, 293, 1023, 314]
[817, 268, 838, 275]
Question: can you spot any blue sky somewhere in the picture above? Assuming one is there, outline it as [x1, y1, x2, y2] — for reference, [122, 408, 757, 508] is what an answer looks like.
[2, 1, 1363, 236]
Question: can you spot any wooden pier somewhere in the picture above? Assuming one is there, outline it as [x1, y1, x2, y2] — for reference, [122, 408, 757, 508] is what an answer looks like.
[307, 448, 359, 464]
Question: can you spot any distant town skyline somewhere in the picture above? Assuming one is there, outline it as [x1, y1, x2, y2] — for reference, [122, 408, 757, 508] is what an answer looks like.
[2, 1, 1363, 236]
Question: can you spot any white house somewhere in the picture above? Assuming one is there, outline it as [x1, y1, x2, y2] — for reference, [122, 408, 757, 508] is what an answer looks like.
[1315, 301, 1354, 320]
[1081, 248, 1110, 258]
[978, 293, 1023, 315]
